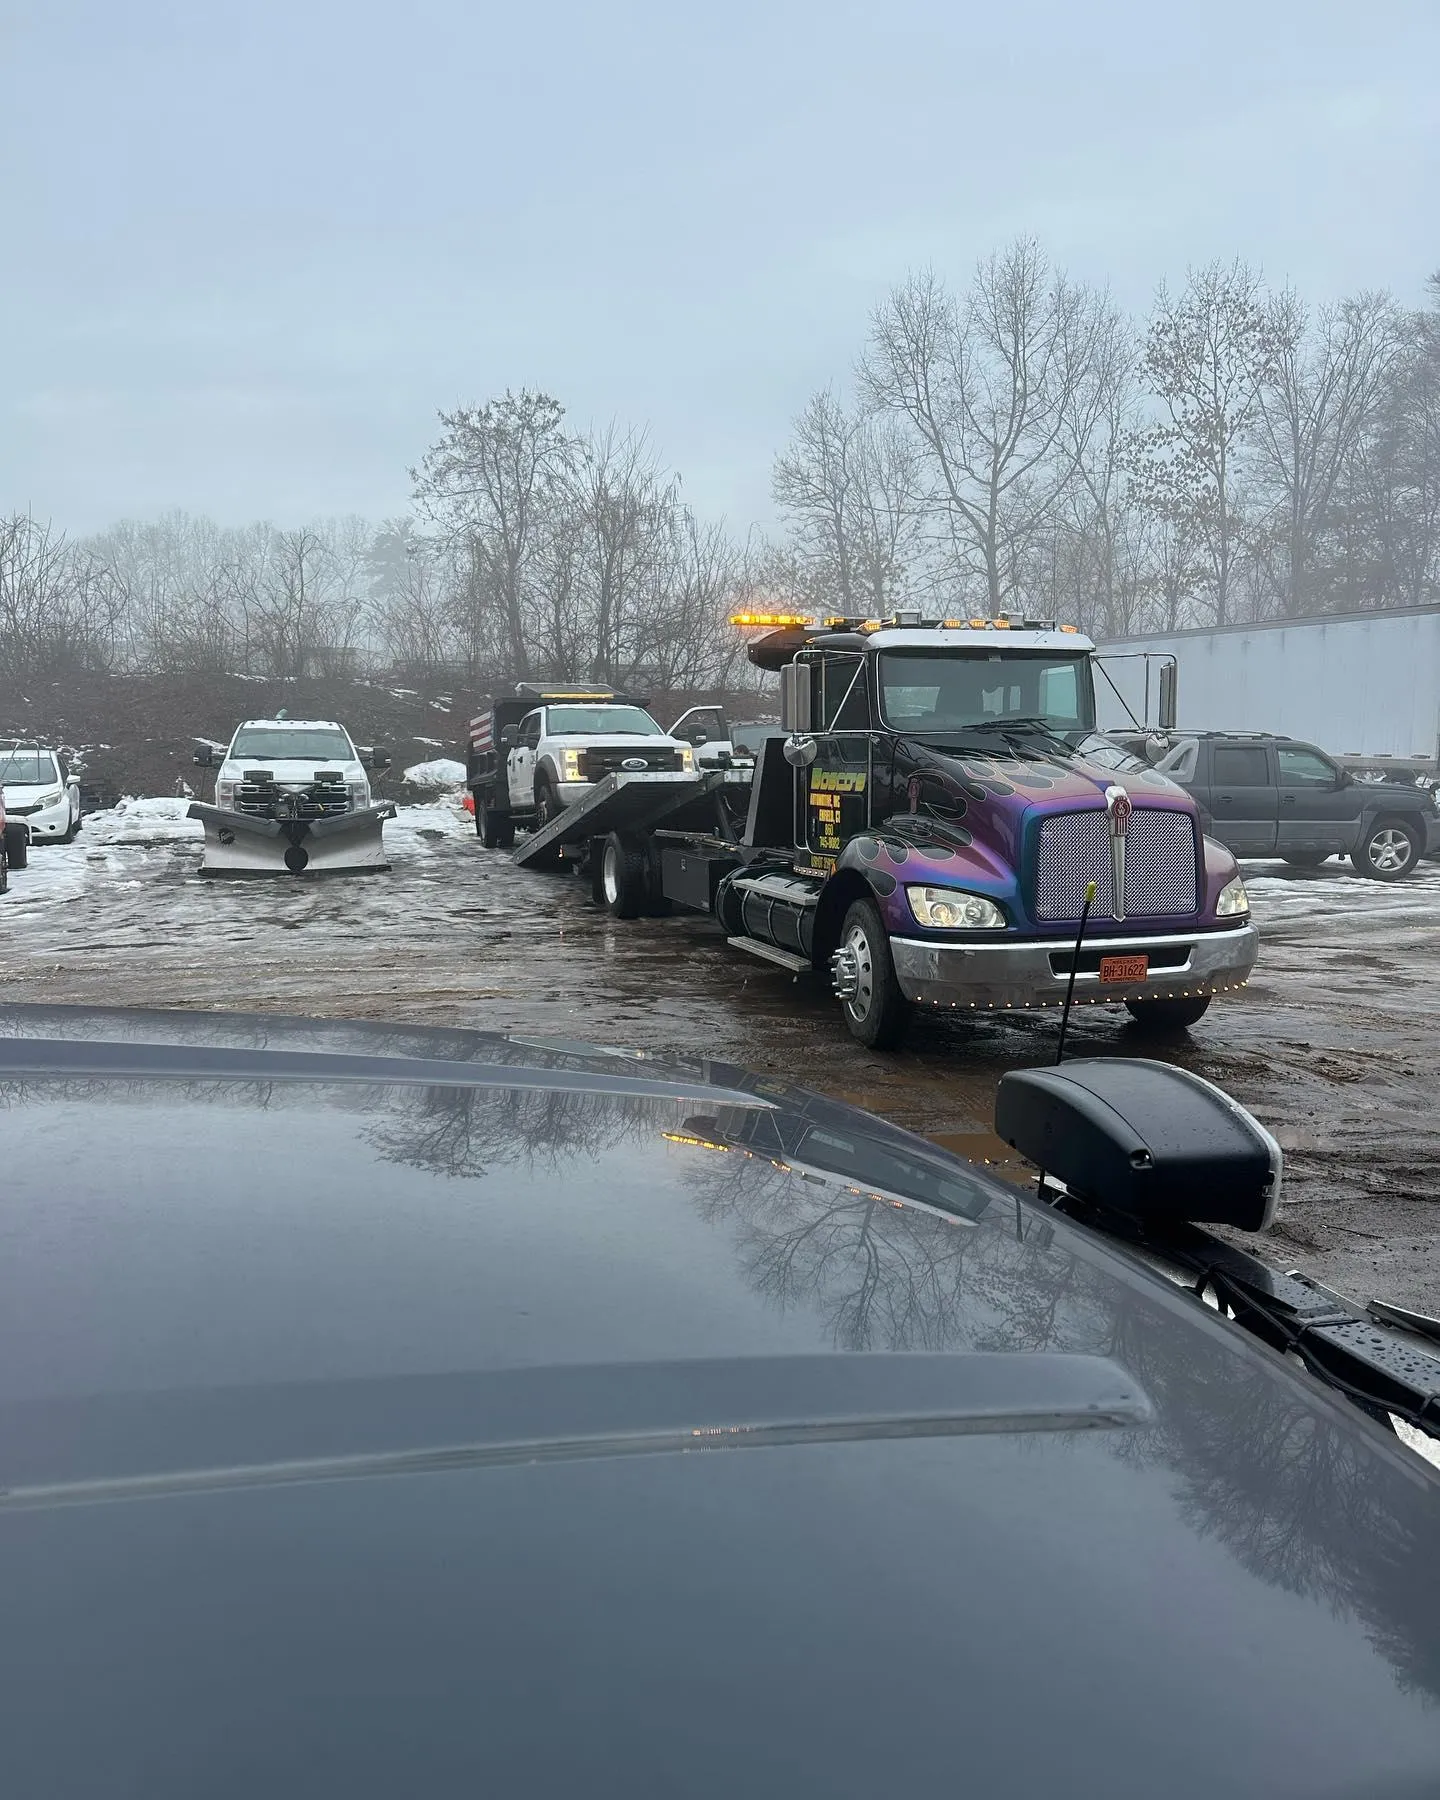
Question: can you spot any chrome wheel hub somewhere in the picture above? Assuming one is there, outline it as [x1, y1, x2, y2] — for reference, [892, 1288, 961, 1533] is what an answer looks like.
[1369, 829, 1412, 873]
[839, 922, 875, 1019]
[831, 945, 859, 1001]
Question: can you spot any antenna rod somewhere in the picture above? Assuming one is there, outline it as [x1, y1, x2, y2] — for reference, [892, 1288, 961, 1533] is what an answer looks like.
[1055, 880, 1096, 1066]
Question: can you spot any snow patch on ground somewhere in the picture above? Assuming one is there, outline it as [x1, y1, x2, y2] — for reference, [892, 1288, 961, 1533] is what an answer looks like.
[87, 796, 206, 844]
[402, 757, 467, 786]
[386, 798, 472, 843]
[4, 794, 473, 918]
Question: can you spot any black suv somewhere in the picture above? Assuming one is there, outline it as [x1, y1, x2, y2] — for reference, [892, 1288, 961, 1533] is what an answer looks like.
[1129, 732, 1440, 879]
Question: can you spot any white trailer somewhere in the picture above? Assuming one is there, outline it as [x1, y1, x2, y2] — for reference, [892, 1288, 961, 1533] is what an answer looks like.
[1097, 606, 1440, 768]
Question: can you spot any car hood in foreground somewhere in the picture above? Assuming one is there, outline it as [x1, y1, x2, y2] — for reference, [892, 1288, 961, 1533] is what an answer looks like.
[0, 1005, 1435, 1799]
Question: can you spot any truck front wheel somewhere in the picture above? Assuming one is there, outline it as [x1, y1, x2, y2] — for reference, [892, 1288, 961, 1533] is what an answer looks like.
[1125, 995, 1212, 1031]
[835, 898, 910, 1049]
[479, 803, 513, 849]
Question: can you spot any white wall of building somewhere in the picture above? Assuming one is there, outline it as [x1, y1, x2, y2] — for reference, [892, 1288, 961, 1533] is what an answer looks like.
[1097, 610, 1440, 760]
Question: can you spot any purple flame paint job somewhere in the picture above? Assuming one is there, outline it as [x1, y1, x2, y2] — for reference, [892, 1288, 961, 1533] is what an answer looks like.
[831, 748, 1241, 941]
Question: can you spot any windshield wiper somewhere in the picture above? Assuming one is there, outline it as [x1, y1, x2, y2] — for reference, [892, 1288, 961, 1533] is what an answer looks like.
[917, 718, 1076, 759]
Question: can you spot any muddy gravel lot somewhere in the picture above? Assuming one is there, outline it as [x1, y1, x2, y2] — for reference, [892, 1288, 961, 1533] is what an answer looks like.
[6, 794, 1440, 1311]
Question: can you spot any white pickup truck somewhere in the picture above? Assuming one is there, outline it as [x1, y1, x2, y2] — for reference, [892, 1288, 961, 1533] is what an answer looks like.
[188, 717, 396, 876]
[467, 688, 699, 852]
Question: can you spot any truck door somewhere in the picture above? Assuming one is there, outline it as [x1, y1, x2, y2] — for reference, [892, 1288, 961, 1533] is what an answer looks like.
[508, 710, 542, 807]
[1204, 742, 1278, 856]
[803, 652, 871, 862]
[1274, 743, 1361, 853]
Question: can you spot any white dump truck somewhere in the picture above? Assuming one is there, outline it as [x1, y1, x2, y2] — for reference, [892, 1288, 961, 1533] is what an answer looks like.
[466, 685, 702, 858]
[189, 717, 396, 876]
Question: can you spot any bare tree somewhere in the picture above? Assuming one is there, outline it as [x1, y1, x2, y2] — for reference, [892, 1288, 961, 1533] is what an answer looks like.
[411, 390, 568, 680]
[1132, 260, 1274, 624]
[0, 513, 126, 679]
[773, 389, 924, 613]
[566, 425, 679, 682]
[862, 239, 1117, 612]
[1250, 290, 1400, 616]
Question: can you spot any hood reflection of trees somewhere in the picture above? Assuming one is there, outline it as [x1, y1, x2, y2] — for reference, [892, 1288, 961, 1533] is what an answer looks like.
[363, 1080, 665, 1180]
[678, 1132, 1440, 1707]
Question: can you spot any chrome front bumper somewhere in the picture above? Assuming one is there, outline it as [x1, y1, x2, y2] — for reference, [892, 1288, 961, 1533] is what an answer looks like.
[888, 923, 1260, 1012]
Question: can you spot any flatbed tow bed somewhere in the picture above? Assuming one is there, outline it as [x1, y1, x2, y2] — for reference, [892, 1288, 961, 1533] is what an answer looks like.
[511, 767, 753, 873]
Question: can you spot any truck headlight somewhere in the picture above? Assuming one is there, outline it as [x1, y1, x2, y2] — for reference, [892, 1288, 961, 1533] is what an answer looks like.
[906, 886, 1007, 929]
[1216, 875, 1249, 917]
[680, 745, 694, 770]
[215, 780, 238, 809]
[347, 780, 369, 809]
[563, 750, 583, 779]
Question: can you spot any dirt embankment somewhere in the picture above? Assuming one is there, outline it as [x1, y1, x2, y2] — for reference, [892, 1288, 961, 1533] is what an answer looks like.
[0, 673, 764, 804]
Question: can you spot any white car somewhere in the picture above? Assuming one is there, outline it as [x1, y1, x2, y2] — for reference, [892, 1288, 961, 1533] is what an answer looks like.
[505, 701, 696, 829]
[0, 742, 81, 843]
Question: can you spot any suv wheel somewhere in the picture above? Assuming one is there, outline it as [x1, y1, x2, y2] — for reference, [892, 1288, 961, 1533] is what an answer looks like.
[0, 835, 8, 894]
[1356, 818, 1420, 881]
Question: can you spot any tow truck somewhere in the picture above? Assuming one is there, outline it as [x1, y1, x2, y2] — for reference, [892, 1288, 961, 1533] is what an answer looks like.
[493, 610, 1259, 1048]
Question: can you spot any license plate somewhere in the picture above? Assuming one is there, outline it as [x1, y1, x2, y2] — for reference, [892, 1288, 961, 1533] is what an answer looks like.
[1099, 953, 1149, 984]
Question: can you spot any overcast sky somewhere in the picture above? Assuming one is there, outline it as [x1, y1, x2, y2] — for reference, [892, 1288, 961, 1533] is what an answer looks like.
[4, 0, 1437, 536]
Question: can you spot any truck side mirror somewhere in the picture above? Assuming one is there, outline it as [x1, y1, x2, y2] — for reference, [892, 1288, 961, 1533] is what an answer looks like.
[499, 725, 518, 749]
[1158, 663, 1178, 732]
[783, 733, 818, 768]
[371, 748, 392, 771]
[780, 663, 812, 733]
[193, 747, 214, 768]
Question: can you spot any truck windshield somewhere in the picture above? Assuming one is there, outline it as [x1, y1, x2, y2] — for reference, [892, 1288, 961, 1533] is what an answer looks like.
[230, 728, 355, 761]
[878, 650, 1094, 735]
[0, 750, 59, 785]
[545, 707, 664, 736]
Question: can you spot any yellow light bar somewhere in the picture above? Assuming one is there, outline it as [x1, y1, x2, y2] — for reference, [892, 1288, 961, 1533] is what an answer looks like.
[942, 619, 967, 628]
[728, 612, 814, 628]
[661, 1131, 732, 1154]
[969, 617, 988, 628]
[1059, 623, 1079, 634]
[859, 619, 882, 632]
[823, 615, 851, 628]
[992, 617, 1011, 629]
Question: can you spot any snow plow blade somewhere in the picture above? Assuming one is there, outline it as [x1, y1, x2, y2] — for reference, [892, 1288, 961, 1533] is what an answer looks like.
[187, 802, 397, 876]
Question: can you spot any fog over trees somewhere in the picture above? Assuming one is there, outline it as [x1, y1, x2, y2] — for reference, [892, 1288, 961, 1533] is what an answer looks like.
[4, 243, 1437, 685]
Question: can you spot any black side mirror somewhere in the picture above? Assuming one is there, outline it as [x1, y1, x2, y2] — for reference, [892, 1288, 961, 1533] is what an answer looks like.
[371, 748, 392, 771]
[499, 725, 518, 749]
[193, 747, 214, 768]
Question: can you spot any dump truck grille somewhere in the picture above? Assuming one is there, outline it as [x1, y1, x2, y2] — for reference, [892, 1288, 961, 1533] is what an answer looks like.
[578, 747, 684, 779]
[1033, 807, 1198, 922]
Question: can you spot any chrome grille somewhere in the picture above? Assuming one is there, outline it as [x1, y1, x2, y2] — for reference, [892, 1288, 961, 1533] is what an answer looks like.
[579, 747, 683, 779]
[1033, 807, 1198, 922]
